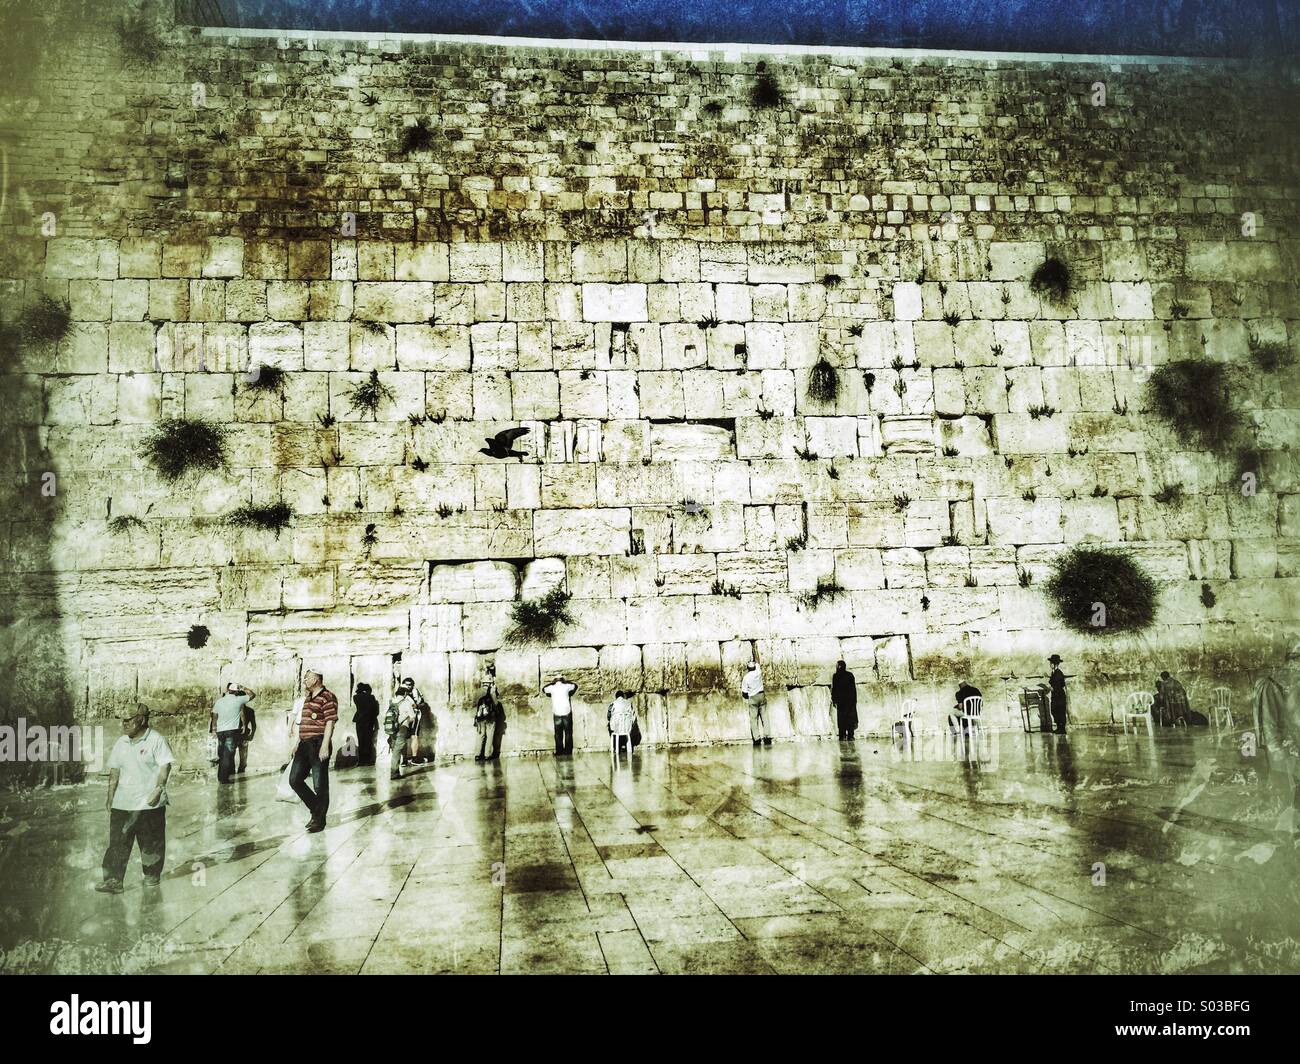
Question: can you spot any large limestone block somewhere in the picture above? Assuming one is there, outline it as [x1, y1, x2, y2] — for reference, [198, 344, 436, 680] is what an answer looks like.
[657, 553, 718, 594]
[431, 560, 520, 602]
[880, 415, 934, 454]
[534, 508, 630, 557]
[582, 283, 648, 322]
[519, 557, 565, 598]
[337, 564, 428, 608]
[717, 551, 788, 592]
[247, 609, 409, 657]
[650, 423, 733, 461]
[410, 604, 466, 651]
[937, 416, 993, 457]
[993, 413, 1071, 453]
[986, 498, 1063, 545]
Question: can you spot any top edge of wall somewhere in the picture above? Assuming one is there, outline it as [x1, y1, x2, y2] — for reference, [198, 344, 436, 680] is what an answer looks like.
[188, 25, 1289, 69]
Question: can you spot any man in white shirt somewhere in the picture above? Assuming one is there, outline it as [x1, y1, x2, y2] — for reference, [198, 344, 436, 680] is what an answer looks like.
[741, 660, 771, 746]
[543, 674, 578, 755]
[96, 703, 175, 894]
[210, 681, 255, 784]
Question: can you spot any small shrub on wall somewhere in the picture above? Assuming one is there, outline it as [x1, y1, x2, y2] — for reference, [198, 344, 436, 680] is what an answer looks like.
[1044, 547, 1157, 635]
[140, 418, 229, 481]
[1146, 360, 1239, 453]
[505, 587, 573, 646]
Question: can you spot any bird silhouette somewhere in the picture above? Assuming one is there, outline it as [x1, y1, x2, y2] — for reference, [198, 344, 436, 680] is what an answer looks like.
[480, 426, 530, 459]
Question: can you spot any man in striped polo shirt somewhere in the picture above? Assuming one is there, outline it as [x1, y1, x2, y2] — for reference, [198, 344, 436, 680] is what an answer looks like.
[289, 669, 337, 833]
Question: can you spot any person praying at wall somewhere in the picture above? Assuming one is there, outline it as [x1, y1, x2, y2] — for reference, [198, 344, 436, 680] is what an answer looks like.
[387, 678, 421, 780]
[831, 660, 858, 741]
[1253, 642, 1300, 827]
[96, 703, 174, 895]
[741, 660, 771, 746]
[210, 682, 255, 785]
[1048, 655, 1068, 734]
[474, 676, 502, 763]
[949, 678, 982, 737]
[352, 682, 379, 767]
[543, 674, 578, 756]
[1157, 670, 1190, 727]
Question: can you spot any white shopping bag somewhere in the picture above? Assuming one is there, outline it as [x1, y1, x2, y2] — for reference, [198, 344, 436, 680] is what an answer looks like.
[275, 762, 296, 803]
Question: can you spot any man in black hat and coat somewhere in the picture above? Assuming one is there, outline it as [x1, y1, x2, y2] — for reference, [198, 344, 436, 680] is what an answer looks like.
[830, 660, 857, 740]
[1048, 654, 1068, 733]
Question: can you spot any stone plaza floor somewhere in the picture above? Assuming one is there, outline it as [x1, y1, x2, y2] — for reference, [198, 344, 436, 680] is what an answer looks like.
[1, 727, 1298, 975]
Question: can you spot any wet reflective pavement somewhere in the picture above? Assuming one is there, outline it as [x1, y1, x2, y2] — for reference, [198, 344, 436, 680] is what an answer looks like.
[2, 728, 1297, 974]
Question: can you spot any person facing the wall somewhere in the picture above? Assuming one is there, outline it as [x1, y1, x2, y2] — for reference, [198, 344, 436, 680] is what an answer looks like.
[474, 677, 502, 763]
[210, 682, 255, 785]
[352, 682, 379, 767]
[1048, 655, 1068, 734]
[387, 678, 421, 779]
[290, 669, 337, 833]
[607, 690, 639, 755]
[742, 660, 771, 746]
[1253, 642, 1300, 825]
[96, 703, 174, 894]
[831, 660, 857, 741]
[543, 674, 578, 755]
[949, 678, 983, 737]
[1157, 670, 1191, 727]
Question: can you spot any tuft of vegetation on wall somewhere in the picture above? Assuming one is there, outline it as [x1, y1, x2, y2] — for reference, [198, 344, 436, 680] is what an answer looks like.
[1030, 257, 1071, 303]
[505, 587, 573, 646]
[1044, 546, 1157, 634]
[1146, 360, 1239, 453]
[141, 418, 229, 481]
[226, 502, 295, 537]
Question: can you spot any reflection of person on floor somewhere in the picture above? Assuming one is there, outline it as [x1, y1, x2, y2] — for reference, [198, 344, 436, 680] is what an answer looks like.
[352, 682, 379, 766]
[831, 660, 857, 740]
[607, 690, 639, 755]
[210, 682, 254, 784]
[1048, 655, 1068, 733]
[742, 660, 771, 746]
[387, 678, 421, 779]
[290, 670, 336, 833]
[544, 674, 578, 755]
[949, 679, 982, 736]
[237, 701, 256, 774]
[1253, 642, 1300, 823]
[474, 678, 502, 762]
[96, 703, 174, 894]
[1156, 671, 1190, 727]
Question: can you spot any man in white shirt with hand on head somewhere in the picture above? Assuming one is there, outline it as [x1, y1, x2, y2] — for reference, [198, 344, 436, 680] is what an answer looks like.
[741, 660, 771, 747]
[210, 681, 255, 784]
[96, 703, 175, 894]
[543, 674, 578, 756]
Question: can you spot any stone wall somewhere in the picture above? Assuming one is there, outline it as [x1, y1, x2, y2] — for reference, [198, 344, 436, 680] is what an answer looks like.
[1, 9, 1298, 764]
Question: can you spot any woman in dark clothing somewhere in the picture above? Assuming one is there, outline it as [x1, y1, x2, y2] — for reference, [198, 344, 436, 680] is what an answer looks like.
[1048, 654, 1068, 734]
[352, 682, 380, 766]
[831, 660, 858, 740]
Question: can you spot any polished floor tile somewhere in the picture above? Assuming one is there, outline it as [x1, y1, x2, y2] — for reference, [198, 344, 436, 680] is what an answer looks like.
[1, 728, 1298, 974]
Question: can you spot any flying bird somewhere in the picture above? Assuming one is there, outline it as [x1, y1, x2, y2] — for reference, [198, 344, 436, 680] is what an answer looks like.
[480, 426, 530, 459]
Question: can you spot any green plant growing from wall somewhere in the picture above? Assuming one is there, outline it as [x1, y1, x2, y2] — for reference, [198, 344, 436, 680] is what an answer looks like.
[1250, 340, 1295, 373]
[505, 586, 573, 646]
[807, 357, 839, 404]
[797, 579, 845, 611]
[362, 523, 379, 555]
[751, 65, 783, 108]
[785, 532, 808, 552]
[1017, 566, 1034, 588]
[1030, 257, 1071, 304]
[347, 370, 395, 419]
[1147, 360, 1239, 452]
[893, 493, 911, 511]
[1153, 482, 1184, 504]
[226, 502, 294, 537]
[794, 445, 818, 461]
[187, 625, 210, 650]
[141, 418, 229, 481]
[107, 514, 146, 536]
[1027, 403, 1056, 419]
[942, 311, 961, 326]
[1044, 546, 1157, 634]
[710, 579, 741, 599]
[243, 364, 286, 393]
[398, 116, 435, 155]
[116, 9, 165, 66]
[19, 296, 72, 348]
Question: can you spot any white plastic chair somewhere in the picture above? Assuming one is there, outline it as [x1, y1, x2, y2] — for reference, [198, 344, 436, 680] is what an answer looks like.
[1210, 687, 1234, 731]
[1123, 691, 1154, 736]
[952, 695, 982, 758]
[610, 702, 637, 764]
[897, 699, 921, 741]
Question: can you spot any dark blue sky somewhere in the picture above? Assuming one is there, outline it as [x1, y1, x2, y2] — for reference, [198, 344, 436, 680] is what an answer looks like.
[214, 1, 1300, 58]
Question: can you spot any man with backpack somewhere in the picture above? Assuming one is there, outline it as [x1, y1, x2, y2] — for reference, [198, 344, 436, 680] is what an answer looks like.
[387, 678, 422, 780]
